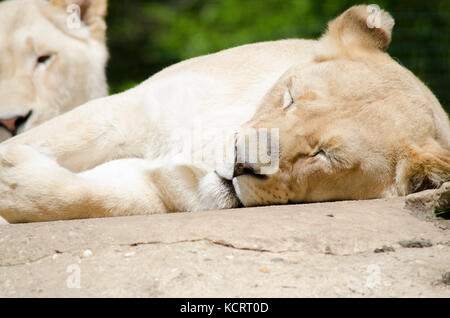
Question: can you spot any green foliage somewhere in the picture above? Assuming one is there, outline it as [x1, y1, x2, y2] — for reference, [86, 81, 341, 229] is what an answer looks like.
[106, 0, 449, 113]
[435, 208, 450, 218]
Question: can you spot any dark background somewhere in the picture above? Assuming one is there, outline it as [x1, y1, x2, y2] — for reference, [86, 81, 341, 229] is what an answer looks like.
[105, 0, 449, 114]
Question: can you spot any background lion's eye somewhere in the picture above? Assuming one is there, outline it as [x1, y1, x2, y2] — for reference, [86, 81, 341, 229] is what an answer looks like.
[37, 55, 52, 64]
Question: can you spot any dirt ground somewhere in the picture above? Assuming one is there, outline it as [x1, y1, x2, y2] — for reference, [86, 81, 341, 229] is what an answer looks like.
[0, 194, 449, 297]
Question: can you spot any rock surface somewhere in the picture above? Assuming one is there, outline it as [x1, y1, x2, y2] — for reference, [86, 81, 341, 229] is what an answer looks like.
[405, 182, 450, 220]
[0, 198, 449, 297]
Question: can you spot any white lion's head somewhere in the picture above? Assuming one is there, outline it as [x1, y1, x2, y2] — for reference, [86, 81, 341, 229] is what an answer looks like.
[223, 5, 450, 206]
[0, 0, 108, 141]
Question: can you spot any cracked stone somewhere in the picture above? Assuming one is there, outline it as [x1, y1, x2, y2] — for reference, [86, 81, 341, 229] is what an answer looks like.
[1, 198, 449, 297]
[405, 182, 450, 219]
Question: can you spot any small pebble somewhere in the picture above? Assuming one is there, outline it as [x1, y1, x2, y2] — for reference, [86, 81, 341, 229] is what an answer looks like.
[325, 246, 334, 255]
[82, 249, 93, 258]
[374, 245, 395, 253]
[398, 239, 432, 248]
[442, 271, 450, 285]
[124, 251, 136, 257]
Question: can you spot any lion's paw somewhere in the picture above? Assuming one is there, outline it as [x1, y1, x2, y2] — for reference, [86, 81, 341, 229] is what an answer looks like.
[0, 144, 61, 222]
[0, 144, 51, 168]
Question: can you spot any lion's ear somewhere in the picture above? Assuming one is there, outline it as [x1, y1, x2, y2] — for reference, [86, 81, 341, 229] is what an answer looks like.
[396, 143, 450, 195]
[49, 0, 108, 42]
[323, 5, 394, 52]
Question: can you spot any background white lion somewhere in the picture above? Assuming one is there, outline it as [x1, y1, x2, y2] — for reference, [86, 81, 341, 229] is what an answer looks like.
[0, 0, 108, 142]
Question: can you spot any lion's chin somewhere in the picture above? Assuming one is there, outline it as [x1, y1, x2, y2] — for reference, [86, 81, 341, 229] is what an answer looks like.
[232, 174, 292, 208]
[222, 178, 244, 208]
[232, 176, 261, 207]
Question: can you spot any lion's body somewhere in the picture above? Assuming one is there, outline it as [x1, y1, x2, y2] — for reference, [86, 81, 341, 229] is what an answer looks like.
[0, 5, 448, 223]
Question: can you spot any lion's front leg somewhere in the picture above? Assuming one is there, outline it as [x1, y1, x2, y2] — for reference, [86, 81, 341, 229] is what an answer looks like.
[0, 145, 96, 223]
[0, 145, 239, 223]
[0, 145, 167, 223]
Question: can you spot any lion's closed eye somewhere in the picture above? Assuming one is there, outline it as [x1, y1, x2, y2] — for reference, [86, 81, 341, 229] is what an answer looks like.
[306, 143, 354, 171]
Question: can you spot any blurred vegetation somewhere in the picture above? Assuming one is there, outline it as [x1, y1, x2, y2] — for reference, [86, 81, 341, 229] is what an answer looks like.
[104, 0, 449, 113]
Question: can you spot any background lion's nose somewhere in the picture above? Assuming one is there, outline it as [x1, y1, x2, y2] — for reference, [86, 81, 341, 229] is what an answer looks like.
[0, 111, 32, 135]
[0, 116, 20, 134]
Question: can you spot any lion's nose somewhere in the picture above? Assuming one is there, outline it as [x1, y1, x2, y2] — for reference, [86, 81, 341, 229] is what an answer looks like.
[233, 162, 257, 178]
[0, 111, 32, 135]
[0, 116, 20, 134]
[233, 131, 261, 178]
[232, 133, 267, 178]
[232, 129, 279, 178]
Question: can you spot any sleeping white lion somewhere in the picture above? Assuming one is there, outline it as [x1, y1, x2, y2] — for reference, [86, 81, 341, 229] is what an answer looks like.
[0, 5, 449, 223]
